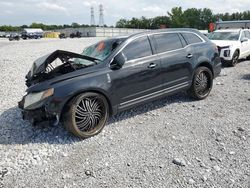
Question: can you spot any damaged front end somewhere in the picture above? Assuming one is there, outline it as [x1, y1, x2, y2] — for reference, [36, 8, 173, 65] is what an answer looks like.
[19, 50, 100, 126]
[25, 50, 100, 87]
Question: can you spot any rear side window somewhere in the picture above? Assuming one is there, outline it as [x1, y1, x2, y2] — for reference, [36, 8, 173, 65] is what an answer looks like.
[123, 36, 152, 61]
[182, 33, 203, 44]
[153, 33, 183, 53]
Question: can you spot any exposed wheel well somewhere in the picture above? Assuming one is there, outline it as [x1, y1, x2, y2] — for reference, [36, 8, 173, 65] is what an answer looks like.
[60, 90, 113, 121]
[196, 62, 214, 77]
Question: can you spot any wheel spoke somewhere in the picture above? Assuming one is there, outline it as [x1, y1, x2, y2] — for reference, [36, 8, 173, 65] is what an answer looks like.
[195, 71, 210, 96]
[75, 108, 88, 117]
[74, 96, 104, 133]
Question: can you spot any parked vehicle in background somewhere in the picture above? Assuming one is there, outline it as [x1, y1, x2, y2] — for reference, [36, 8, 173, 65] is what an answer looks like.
[59, 33, 67, 39]
[199, 30, 209, 37]
[209, 29, 250, 66]
[21, 33, 42, 40]
[70, 31, 82, 38]
[4, 33, 10, 38]
[19, 28, 221, 139]
[215, 20, 250, 30]
[0, 32, 5, 38]
[21, 28, 43, 40]
[9, 33, 21, 41]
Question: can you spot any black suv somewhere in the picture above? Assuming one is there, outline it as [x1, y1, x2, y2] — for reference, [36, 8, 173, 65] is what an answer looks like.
[19, 29, 221, 138]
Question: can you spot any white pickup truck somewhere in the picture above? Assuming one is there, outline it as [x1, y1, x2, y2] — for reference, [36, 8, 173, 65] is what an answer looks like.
[208, 29, 250, 66]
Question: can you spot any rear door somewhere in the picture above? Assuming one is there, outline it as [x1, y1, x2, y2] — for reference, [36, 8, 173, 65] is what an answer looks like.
[150, 32, 193, 93]
[111, 36, 163, 110]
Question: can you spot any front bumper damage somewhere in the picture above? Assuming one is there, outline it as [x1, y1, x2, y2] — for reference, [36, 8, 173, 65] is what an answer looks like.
[18, 97, 59, 126]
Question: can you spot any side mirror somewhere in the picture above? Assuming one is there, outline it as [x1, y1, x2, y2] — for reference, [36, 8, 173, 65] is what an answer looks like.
[110, 52, 126, 70]
[241, 37, 248, 43]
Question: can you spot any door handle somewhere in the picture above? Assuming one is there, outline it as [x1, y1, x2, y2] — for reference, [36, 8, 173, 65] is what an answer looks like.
[186, 54, 193, 58]
[148, 63, 157, 69]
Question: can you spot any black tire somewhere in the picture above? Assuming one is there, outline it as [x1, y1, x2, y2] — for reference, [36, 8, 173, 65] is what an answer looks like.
[63, 92, 109, 139]
[188, 66, 213, 100]
[230, 51, 239, 67]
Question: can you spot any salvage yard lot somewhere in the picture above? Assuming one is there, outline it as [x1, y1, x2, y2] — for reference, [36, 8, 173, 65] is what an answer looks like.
[0, 38, 249, 187]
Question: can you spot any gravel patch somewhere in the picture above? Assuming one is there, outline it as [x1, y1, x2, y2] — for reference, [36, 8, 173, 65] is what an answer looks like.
[0, 38, 249, 188]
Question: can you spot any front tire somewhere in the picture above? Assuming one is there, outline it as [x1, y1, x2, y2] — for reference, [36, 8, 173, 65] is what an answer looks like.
[188, 66, 213, 100]
[63, 92, 109, 139]
[230, 51, 239, 67]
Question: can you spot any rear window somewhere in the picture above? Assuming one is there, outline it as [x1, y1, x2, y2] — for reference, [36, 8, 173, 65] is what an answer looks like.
[182, 33, 203, 44]
[123, 36, 152, 60]
[153, 33, 183, 53]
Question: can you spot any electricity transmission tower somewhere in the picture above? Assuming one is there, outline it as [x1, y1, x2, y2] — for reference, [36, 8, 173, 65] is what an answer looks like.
[90, 6, 95, 26]
[99, 4, 104, 27]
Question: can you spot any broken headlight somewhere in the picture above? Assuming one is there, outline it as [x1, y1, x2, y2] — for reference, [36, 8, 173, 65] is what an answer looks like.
[24, 88, 54, 109]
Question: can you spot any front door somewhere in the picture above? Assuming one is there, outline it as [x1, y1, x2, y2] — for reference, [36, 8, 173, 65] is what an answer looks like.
[110, 36, 163, 111]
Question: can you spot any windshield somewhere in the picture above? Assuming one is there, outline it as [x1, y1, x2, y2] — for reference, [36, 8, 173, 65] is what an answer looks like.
[73, 38, 126, 65]
[208, 31, 240, 41]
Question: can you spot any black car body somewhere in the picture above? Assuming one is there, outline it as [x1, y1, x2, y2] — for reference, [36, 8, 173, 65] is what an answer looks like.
[70, 31, 82, 38]
[21, 32, 42, 40]
[9, 33, 20, 41]
[59, 33, 67, 39]
[19, 28, 221, 138]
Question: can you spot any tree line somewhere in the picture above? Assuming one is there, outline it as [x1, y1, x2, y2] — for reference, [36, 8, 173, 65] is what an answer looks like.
[116, 7, 250, 29]
[0, 22, 108, 32]
[1, 7, 250, 32]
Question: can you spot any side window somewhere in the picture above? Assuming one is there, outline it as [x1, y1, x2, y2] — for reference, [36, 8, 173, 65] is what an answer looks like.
[123, 36, 152, 61]
[244, 31, 250, 39]
[182, 33, 203, 44]
[153, 33, 183, 53]
[178, 33, 188, 47]
[240, 31, 246, 40]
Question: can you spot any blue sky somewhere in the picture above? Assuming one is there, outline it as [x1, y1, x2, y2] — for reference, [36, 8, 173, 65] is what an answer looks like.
[0, 0, 250, 26]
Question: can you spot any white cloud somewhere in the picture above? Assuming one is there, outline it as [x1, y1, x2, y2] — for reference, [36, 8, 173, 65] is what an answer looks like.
[82, 1, 98, 7]
[0, 2, 14, 6]
[1, 0, 250, 26]
[142, 5, 163, 13]
[4, 10, 13, 15]
[37, 2, 67, 12]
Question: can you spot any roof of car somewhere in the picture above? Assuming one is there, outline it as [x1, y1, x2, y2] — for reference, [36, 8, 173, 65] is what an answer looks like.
[213, 29, 242, 32]
[129, 28, 200, 37]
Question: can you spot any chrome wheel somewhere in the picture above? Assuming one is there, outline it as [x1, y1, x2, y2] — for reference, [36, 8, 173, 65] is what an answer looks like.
[195, 72, 209, 96]
[188, 66, 213, 100]
[75, 96, 104, 132]
[63, 92, 109, 139]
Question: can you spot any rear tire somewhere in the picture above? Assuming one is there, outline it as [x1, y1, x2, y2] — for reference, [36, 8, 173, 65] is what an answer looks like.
[188, 66, 213, 100]
[230, 51, 239, 67]
[63, 92, 109, 139]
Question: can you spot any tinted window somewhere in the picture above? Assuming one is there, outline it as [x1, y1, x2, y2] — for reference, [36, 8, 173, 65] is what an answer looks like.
[123, 36, 152, 61]
[154, 33, 183, 53]
[178, 34, 187, 47]
[182, 33, 203, 44]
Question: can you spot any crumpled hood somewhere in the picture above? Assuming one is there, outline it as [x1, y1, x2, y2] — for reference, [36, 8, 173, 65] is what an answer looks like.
[210, 40, 239, 47]
[25, 50, 100, 85]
